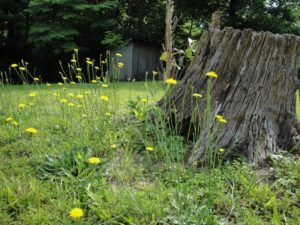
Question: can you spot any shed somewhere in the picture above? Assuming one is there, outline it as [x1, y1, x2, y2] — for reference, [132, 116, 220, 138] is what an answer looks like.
[110, 42, 161, 80]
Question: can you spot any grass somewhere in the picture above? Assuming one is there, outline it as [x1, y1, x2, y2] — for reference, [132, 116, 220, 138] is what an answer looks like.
[0, 81, 299, 224]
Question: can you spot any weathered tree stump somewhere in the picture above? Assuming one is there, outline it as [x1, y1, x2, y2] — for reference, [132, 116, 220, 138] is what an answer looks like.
[159, 27, 300, 164]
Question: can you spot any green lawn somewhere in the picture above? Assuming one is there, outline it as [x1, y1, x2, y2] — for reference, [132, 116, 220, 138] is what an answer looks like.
[0, 82, 299, 224]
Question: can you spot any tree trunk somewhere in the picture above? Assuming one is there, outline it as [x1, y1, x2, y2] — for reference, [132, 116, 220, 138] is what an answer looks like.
[165, 0, 174, 78]
[159, 27, 300, 164]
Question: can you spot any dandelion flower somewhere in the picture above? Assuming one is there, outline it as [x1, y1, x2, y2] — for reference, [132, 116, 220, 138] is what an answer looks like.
[101, 84, 108, 88]
[140, 98, 147, 103]
[76, 68, 82, 72]
[206, 71, 218, 78]
[101, 60, 106, 64]
[193, 93, 202, 98]
[117, 62, 124, 68]
[105, 112, 111, 116]
[33, 77, 39, 81]
[18, 103, 26, 109]
[74, 48, 78, 53]
[19, 67, 26, 71]
[70, 81, 76, 85]
[76, 75, 82, 80]
[69, 208, 84, 219]
[100, 95, 108, 101]
[76, 94, 83, 99]
[115, 53, 122, 57]
[68, 103, 74, 107]
[29, 102, 34, 106]
[91, 80, 97, 83]
[146, 146, 154, 152]
[219, 148, 225, 153]
[53, 92, 59, 97]
[5, 117, 14, 122]
[88, 157, 101, 165]
[84, 91, 91, 95]
[86, 60, 92, 65]
[11, 121, 18, 126]
[165, 78, 177, 85]
[111, 144, 117, 149]
[60, 98, 68, 103]
[71, 59, 76, 63]
[68, 93, 75, 97]
[218, 118, 228, 124]
[46, 83, 51, 86]
[25, 127, 37, 134]
[77, 104, 82, 108]
[86, 57, 91, 61]
[57, 82, 63, 86]
[215, 115, 223, 120]
[11, 64, 18, 68]
[94, 66, 100, 70]
[28, 92, 37, 97]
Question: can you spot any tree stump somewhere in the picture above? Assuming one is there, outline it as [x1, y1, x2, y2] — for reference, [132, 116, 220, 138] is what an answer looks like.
[159, 27, 300, 164]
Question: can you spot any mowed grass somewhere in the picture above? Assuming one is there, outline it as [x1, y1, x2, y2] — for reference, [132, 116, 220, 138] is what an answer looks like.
[0, 82, 299, 224]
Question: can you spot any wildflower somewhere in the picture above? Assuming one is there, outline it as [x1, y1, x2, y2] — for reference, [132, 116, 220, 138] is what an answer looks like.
[19, 67, 26, 71]
[76, 68, 82, 72]
[140, 98, 147, 103]
[86, 60, 92, 65]
[76, 94, 83, 99]
[115, 53, 122, 57]
[74, 48, 78, 53]
[117, 62, 124, 68]
[84, 91, 91, 95]
[105, 112, 111, 117]
[193, 93, 203, 98]
[96, 76, 100, 80]
[53, 92, 59, 97]
[33, 77, 39, 81]
[88, 157, 101, 165]
[68, 103, 74, 107]
[86, 57, 91, 61]
[111, 144, 117, 149]
[46, 83, 51, 86]
[71, 59, 76, 63]
[101, 84, 108, 88]
[219, 148, 225, 153]
[69, 208, 84, 219]
[101, 60, 106, 64]
[146, 146, 154, 152]
[76, 75, 82, 80]
[206, 71, 218, 78]
[77, 104, 82, 108]
[57, 82, 63, 86]
[165, 78, 177, 85]
[60, 98, 68, 103]
[62, 87, 67, 90]
[5, 117, 13, 122]
[11, 121, 18, 126]
[215, 115, 223, 120]
[29, 102, 34, 106]
[18, 103, 25, 109]
[218, 118, 228, 124]
[11, 64, 18, 68]
[70, 81, 76, 85]
[68, 93, 75, 97]
[25, 127, 37, 135]
[28, 92, 37, 97]
[94, 66, 100, 70]
[152, 71, 158, 76]
[100, 95, 108, 101]
[91, 80, 97, 83]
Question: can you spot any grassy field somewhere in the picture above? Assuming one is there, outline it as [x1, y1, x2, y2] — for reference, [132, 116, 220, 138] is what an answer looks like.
[0, 82, 299, 224]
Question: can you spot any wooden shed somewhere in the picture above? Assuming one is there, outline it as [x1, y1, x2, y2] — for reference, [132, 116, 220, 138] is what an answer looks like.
[110, 42, 161, 80]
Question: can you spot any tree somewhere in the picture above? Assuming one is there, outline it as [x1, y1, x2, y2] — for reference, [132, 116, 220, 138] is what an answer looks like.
[159, 27, 300, 164]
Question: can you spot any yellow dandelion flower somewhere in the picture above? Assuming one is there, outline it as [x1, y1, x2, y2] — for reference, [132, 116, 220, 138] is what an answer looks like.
[70, 81, 76, 85]
[86, 60, 92, 65]
[94, 66, 100, 70]
[5, 117, 13, 122]
[53, 92, 59, 97]
[11, 64, 18, 68]
[111, 144, 117, 149]
[86, 57, 91, 61]
[140, 98, 147, 103]
[84, 91, 91, 95]
[105, 112, 111, 116]
[68, 93, 75, 97]
[60, 98, 68, 103]
[57, 82, 63, 86]
[46, 83, 51, 86]
[165, 78, 177, 85]
[76, 68, 82, 72]
[76, 75, 82, 80]
[219, 148, 225, 153]
[215, 115, 223, 120]
[218, 118, 228, 124]
[11, 121, 18, 126]
[68, 103, 74, 107]
[74, 48, 78, 53]
[115, 53, 122, 57]
[33, 77, 39, 81]
[101, 60, 106, 64]
[28, 92, 37, 97]
[91, 80, 97, 83]
[146, 146, 154, 152]
[76, 94, 83, 99]
[193, 93, 202, 98]
[117, 62, 124, 68]
[101, 84, 108, 88]
[71, 59, 76, 63]
[25, 127, 38, 134]
[100, 95, 108, 101]
[88, 157, 101, 165]
[69, 208, 84, 219]
[18, 103, 26, 109]
[19, 67, 26, 71]
[206, 71, 218, 78]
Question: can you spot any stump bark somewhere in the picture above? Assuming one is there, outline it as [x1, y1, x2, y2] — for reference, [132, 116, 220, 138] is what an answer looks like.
[159, 27, 300, 164]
